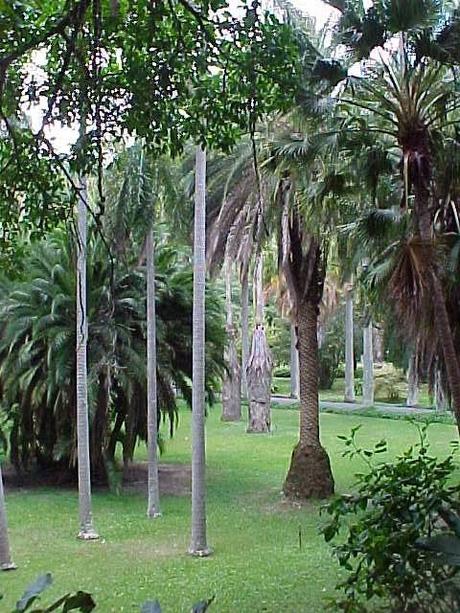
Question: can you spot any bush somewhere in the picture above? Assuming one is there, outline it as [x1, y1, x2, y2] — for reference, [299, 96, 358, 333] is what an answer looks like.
[322, 424, 460, 612]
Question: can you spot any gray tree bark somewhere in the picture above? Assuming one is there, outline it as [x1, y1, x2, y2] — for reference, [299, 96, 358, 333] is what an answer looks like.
[246, 253, 272, 433]
[362, 318, 374, 406]
[344, 285, 355, 402]
[434, 367, 449, 412]
[406, 352, 419, 408]
[0, 463, 16, 571]
[221, 261, 241, 421]
[76, 177, 99, 540]
[189, 146, 211, 557]
[290, 323, 299, 399]
[240, 268, 250, 400]
[146, 228, 161, 518]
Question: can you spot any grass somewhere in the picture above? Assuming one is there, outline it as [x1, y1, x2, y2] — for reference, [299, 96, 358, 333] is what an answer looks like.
[2, 406, 458, 612]
[273, 375, 435, 408]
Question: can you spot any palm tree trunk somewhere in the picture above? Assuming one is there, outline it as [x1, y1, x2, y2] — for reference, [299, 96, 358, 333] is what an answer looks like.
[76, 177, 98, 540]
[290, 323, 299, 399]
[189, 145, 211, 557]
[0, 463, 16, 571]
[406, 352, 419, 407]
[362, 318, 374, 406]
[344, 285, 355, 403]
[240, 267, 250, 400]
[246, 252, 272, 433]
[222, 261, 241, 421]
[283, 300, 334, 499]
[415, 181, 460, 430]
[146, 228, 161, 518]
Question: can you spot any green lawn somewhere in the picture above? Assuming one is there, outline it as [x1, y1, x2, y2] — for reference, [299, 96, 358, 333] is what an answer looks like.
[2, 407, 457, 612]
[273, 375, 434, 408]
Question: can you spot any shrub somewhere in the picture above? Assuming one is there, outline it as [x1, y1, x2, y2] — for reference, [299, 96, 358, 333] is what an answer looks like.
[321, 424, 460, 612]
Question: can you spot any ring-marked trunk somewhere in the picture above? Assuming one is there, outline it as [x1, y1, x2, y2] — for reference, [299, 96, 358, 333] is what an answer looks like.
[290, 323, 299, 399]
[189, 146, 211, 557]
[406, 352, 419, 407]
[344, 284, 355, 402]
[76, 177, 99, 540]
[280, 184, 334, 499]
[222, 261, 241, 421]
[146, 228, 161, 518]
[0, 463, 16, 571]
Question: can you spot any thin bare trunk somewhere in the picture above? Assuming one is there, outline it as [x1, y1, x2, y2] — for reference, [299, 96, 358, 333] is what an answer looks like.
[189, 146, 211, 556]
[146, 228, 161, 518]
[344, 285, 355, 402]
[222, 261, 241, 421]
[240, 268, 250, 400]
[290, 323, 299, 399]
[247, 253, 272, 433]
[362, 318, 374, 406]
[434, 366, 449, 412]
[0, 464, 16, 571]
[406, 352, 419, 407]
[76, 177, 98, 540]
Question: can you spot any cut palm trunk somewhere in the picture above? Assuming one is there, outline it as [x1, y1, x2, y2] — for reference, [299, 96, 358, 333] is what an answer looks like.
[76, 177, 99, 540]
[362, 318, 374, 406]
[290, 323, 299, 399]
[146, 228, 161, 518]
[246, 253, 272, 433]
[344, 284, 355, 403]
[221, 261, 241, 421]
[189, 145, 211, 557]
[0, 463, 16, 571]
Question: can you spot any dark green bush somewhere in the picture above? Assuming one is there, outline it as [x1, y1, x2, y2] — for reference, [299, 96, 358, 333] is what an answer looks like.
[322, 424, 460, 612]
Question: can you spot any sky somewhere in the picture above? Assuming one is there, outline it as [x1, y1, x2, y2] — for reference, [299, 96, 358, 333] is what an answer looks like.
[294, 0, 336, 27]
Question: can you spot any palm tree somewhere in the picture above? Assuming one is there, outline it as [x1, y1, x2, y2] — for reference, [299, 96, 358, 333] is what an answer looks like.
[329, 0, 460, 431]
[76, 177, 98, 540]
[146, 227, 161, 518]
[221, 260, 241, 421]
[344, 282, 355, 402]
[0, 463, 16, 571]
[246, 252, 272, 433]
[189, 145, 211, 557]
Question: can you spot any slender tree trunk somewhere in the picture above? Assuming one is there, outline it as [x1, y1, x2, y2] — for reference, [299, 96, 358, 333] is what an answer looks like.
[434, 366, 449, 412]
[0, 464, 16, 571]
[344, 285, 355, 403]
[189, 146, 211, 557]
[414, 174, 460, 431]
[76, 177, 98, 540]
[290, 323, 299, 399]
[283, 301, 334, 499]
[222, 261, 241, 421]
[240, 268, 250, 400]
[146, 228, 161, 518]
[246, 252, 272, 433]
[362, 318, 374, 406]
[406, 352, 419, 408]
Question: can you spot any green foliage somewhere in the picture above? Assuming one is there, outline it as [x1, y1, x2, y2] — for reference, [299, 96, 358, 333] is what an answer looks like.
[0, 230, 225, 474]
[12, 573, 94, 612]
[322, 424, 460, 612]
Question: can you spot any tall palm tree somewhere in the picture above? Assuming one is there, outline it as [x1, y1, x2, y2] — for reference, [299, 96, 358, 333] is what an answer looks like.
[344, 282, 355, 402]
[0, 463, 16, 571]
[189, 145, 211, 556]
[221, 259, 241, 421]
[146, 227, 161, 518]
[76, 177, 98, 540]
[328, 0, 460, 431]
